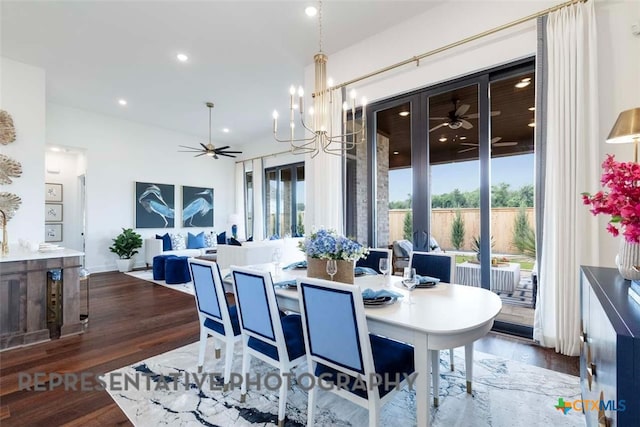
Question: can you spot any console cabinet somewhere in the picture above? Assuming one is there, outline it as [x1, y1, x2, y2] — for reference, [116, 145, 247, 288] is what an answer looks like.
[580, 266, 640, 426]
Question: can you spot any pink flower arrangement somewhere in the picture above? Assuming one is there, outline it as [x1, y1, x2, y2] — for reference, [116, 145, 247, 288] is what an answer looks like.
[583, 154, 640, 243]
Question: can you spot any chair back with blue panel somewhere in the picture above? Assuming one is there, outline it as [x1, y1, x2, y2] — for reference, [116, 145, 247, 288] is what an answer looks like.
[409, 251, 455, 283]
[231, 266, 306, 427]
[297, 277, 415, 427]
[356, 248, 392, 274]
[188, 259, 241, 389]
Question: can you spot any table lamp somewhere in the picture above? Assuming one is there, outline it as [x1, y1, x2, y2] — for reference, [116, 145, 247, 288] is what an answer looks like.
[606, 107, 640, 162]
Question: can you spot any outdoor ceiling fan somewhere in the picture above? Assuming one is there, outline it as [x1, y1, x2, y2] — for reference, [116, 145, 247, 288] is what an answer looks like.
[457, 137, 518, 153]
[429, 99, 501, 132]
[179, 102, 242, 159]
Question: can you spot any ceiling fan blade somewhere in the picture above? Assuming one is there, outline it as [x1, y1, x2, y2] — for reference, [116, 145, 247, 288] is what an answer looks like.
[429, 122, 448, 132]
[460, 110, 501, 120]
[199, 142, 210, 151]
[460, 142, 479, 147]
[179, 145, 201, 151]
[217, 152, 237, 158]
[428, 116, 448, 120]
[215, 145, 230, 151]
[458, 147, 477, 153]
[493, 142, 518, 147]
[217, 150, 243, 154]
[194, 152, 208, 157]
[460, 119, 473, 130]
[455, 104, 470, 116]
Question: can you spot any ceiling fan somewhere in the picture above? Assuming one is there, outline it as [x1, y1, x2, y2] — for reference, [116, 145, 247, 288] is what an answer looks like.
[457, 137, 518, 153]
[429, 99, 501, 132]
[179, 102, 242, 159]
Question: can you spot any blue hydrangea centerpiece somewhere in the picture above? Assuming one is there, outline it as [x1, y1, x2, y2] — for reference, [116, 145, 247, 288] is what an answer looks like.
[298, 229, 368, 261]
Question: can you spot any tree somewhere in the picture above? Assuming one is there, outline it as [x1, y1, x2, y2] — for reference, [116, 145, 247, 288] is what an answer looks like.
[512, 205, 532, 253]
[450, 210, 465, 250]
[403, 211, 413, 242]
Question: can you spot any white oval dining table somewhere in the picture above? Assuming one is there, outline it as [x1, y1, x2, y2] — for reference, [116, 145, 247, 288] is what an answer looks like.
[223, 264, 502, 427]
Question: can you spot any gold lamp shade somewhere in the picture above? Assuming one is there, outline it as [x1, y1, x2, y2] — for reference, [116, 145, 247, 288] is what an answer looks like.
[606, 107, 640, 162]
[606, 108, 640, 144]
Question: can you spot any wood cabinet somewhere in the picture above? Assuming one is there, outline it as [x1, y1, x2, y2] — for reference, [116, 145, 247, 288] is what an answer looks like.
[580, 266, 640, 426]
[0, 254, 83, 350]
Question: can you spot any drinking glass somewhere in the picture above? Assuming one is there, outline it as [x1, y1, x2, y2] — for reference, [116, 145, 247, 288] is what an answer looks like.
[326, 259, 338, 281]
[402, 267, 418, 304]
[272, 248, 282, 276]
[379, 258, 390, 277]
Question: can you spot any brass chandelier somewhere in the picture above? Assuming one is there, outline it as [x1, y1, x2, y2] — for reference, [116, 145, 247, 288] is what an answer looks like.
[272, 1, 366, 157]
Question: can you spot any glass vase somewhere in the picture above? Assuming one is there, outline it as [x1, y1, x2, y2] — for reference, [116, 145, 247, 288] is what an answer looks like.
[615, 238, 640, 281]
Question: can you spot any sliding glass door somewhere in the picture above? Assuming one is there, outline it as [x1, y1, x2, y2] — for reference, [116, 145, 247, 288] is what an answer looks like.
[352, 59, 536, 338]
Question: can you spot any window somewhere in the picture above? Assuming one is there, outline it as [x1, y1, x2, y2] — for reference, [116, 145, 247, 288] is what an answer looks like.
[264, 162, 305, 237]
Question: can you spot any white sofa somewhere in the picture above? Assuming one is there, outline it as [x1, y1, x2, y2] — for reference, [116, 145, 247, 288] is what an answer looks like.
[144, 237, 217, 267]
[216, 238, 305, 270]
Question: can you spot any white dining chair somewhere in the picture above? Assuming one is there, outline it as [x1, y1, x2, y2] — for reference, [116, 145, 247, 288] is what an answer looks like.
[231, 266, 306, 427]
[188, 258, 242, 390]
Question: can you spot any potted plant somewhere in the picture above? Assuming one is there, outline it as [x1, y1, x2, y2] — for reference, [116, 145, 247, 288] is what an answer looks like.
[298, 229, 368, 284]
[471, 235, 495, 263]
[109, 228, 143, 272]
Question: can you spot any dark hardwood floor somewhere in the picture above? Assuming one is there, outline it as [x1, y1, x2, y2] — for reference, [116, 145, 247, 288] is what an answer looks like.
[0, 271, 578, 425]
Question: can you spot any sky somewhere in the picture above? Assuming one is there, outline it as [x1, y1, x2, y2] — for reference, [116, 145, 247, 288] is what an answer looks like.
[388, 153, 534, 202]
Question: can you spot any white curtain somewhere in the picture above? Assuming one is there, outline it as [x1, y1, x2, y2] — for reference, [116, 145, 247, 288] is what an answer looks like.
[534, 0, 599, 356]
[304, 88, 344, 234]
[252, 158, 264, 240]
[234, 161, 246, 240]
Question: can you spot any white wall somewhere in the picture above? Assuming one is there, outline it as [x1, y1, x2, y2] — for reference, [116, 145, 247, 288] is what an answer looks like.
[46, 104, 236, 272]
[303, 0, 639, 267]
[0, 57, 46, 246]
[594, 0, 640, 267]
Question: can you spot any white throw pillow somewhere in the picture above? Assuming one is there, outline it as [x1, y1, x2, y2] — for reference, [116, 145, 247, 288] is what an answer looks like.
[170, 233, 186, 251]
[204, 232, 217, 248]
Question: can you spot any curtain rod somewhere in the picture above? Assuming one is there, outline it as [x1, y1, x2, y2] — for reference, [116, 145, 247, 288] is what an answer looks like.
[235, 149, 296, 164]
[333, 0, 586, 90]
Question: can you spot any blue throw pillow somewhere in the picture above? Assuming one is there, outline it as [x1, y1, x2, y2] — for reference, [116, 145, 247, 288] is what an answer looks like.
[156, 233, 172, 251]
[217, 231, 227, 245]
[229, 237, 242, 246]
[187, 232, 206, 249]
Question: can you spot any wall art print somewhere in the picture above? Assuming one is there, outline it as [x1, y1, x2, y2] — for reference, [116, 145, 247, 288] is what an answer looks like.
[135, 182, 175, 229]
[182, 186, 214, 227]
[45, 183, 63, 202]
[45, 203, 63, 222]
[45, 223, 62, 242]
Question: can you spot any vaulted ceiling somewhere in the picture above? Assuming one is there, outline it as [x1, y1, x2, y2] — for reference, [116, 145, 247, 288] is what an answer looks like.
[1, 1, 441, 149]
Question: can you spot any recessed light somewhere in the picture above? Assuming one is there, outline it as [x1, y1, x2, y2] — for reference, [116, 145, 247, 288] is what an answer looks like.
[118, 99, 127, 106]
[305, 6, 317, 16]
[222, 128, 230, 133]
[459, 136, 467, 140]
[528, 106, 535, 111]
[176, 53, 189, 62]
[528, 120, 535, 128]
[399, 111, 410, 117]
[393, 151, 399, 155]
[515, 77, 532, 89]
[50, 147, 61, 152]
[439, 136, 447, 142]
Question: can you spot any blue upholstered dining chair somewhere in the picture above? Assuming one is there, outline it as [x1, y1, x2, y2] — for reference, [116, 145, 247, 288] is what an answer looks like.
[297, 277, 415, 427]
[356, 248, 392, 274]
[408, 251, 458, 406]
[188, 259, 242, 390]
[231, 266, 306, 427]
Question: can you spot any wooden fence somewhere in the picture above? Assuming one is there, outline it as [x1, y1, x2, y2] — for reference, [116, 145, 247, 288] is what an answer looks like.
[389, 208, 535, 254]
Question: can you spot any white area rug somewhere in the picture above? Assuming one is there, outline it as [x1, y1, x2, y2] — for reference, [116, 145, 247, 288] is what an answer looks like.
[105, 340, 583, 427]
[126, 270, 194, 295]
